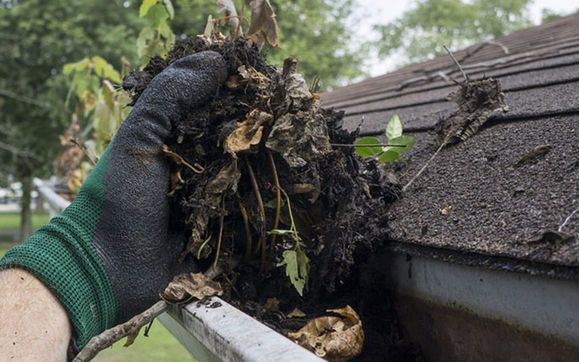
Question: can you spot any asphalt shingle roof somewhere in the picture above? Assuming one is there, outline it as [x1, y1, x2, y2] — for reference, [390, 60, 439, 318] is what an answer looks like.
[322, 14, 579, 269]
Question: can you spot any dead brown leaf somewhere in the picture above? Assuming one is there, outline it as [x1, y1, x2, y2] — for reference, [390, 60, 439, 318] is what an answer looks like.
[224, 109, 272, 155]
[440, 203, 452, 216]
[237, 65, 270, 89]
[161, 272, 223, 303]
[288, 305, 364, 361]
[182, 160, 241, 260]
[287, 308, 306, 318]
[216, 0, 240, 36]
[247, 0, 279, 48]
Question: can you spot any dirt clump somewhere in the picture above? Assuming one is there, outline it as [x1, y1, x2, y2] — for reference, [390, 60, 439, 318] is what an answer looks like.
[124, 35, 416, 360]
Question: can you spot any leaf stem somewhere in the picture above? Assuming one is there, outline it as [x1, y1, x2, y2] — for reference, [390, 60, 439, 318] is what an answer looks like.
[331, 143, 406, 147]
[245, 157, 266, 257]
[212, 198, 225, 270]
[237, 197, 253, 259]
[402, 142, 446, 192]
[267, 150, 282, 249]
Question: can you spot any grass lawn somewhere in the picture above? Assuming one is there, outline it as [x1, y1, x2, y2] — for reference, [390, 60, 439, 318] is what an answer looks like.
[0, 212, 50, 231]
[94, 322, 193, 362]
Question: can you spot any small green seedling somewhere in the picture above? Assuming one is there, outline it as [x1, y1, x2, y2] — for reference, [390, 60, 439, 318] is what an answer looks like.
[271, 190, 310, 296]
[354, 114, 415, 163]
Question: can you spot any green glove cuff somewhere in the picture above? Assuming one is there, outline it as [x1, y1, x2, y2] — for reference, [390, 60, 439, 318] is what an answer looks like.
[0, 149, 119, 349]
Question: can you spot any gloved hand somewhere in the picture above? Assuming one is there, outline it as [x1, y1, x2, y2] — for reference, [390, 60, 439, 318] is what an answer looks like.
[0, 51, 227, 350]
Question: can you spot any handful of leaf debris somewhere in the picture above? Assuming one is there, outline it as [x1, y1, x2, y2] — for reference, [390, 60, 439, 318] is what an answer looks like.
[123, 31, 393, 360]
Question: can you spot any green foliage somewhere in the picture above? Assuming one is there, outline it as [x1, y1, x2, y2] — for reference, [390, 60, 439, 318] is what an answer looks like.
[277, 248, 310, 297]
[63, 56, 130, 156]
[0, 0, 142, 185]
[137, 0, 175, 64]
[354, 114, 415, 163]
[375, 0, 533, 62]
[541, 8, 569, 24]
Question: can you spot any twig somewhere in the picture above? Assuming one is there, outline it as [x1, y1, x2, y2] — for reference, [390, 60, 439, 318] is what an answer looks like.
[73, 301, 168, 362]
[237, 197, 253, 258]
[196, 234, 213, 260]
[402, 142, 446, 193]
[559, 206, 579, 232]
[333, 142, 407, 148]
[70, 138, 97, 166]
[161, 144, 204, 174]
[74, 265, 226, 361]
[0, 141, 40, 161]
[267, 150, 282, 251]
[212, 197, 226, 269]
[245, 157, 266, 258]
[0, 88, 49, 108]
[443, 45, 468, 81]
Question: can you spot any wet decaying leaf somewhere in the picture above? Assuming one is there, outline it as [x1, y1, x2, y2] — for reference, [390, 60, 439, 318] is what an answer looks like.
[288, 306, 364, 360]
[216, 0, 240, 36]
[161, 272, 223, 302]
[436, 77, 508, 145]
[224, 109, 272, 155]
[247, 0, 279, 48]
[124, 34, 397, 358]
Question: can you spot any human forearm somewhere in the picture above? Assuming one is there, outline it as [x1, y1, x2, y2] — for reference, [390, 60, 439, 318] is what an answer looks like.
[0, 268, 71, 362]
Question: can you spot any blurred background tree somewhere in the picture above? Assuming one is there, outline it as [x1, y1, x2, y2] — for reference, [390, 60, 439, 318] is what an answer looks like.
[374, 0, 533, 62]
[0, 0, 141, 240]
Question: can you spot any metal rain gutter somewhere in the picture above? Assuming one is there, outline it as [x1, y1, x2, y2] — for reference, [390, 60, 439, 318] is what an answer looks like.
[382, 249, 579, 360]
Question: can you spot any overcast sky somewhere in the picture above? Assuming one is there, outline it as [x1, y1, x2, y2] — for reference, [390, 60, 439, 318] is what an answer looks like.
[355, 0, 579, 77]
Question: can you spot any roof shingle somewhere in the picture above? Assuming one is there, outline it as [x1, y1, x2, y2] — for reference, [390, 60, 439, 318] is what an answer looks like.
[322, 14, 579, 269]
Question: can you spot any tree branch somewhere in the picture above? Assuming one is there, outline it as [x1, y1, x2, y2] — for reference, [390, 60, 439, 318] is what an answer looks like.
[0, 141, 41, 161]
[0, 88, 49, 108]
[73, 301, 168, 362]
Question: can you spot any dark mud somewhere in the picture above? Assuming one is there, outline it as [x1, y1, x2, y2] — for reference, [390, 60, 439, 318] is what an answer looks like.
[124, 36, 420, 360]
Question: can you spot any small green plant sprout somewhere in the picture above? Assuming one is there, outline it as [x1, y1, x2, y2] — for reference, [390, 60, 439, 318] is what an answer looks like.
[354, 114, 415, 163]
[272, 189, 310, 296]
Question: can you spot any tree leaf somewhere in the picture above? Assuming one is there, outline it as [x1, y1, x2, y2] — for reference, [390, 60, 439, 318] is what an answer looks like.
[248, 0, 279, 47]
[354, 137, 382, 157]
[144, 2, 170, 27]
[385, 114, 403, 140]
[288, 305, 364, 360]
[377, 150, 399, 163]
[277, 249, 309, 296]
[161, 272, 223, 302]
[91, 56, 121, 83]
[162, 0, 174, 19]
[387, 135, 415, 154]
[63, 58, 90, 75]
[139, 0, 158, 18]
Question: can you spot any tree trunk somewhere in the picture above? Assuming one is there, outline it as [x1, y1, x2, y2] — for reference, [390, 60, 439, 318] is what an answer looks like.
[18, 174, 33, 242]
[35, 193, 45, 213]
